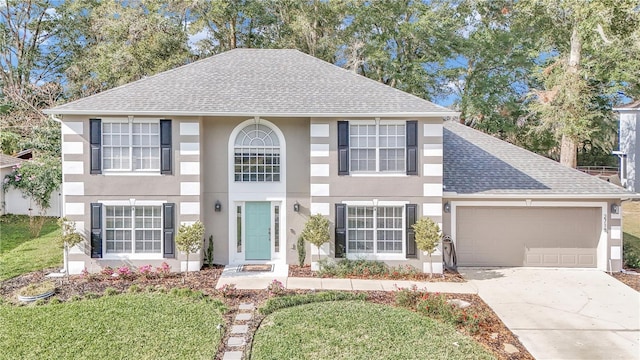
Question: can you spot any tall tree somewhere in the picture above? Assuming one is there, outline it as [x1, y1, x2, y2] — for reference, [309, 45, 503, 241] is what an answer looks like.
[64, 0, 191, 96]
[518, 0, 640, 168]
[341, 0, 461, 101]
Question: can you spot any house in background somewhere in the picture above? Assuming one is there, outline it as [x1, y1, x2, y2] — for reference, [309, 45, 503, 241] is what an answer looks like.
[44, 49, 634, 275]
[0, 154, 61, 217]
[614, 100, 639, 193]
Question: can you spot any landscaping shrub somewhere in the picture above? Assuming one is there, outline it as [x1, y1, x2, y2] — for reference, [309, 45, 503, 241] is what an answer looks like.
[623, 246, 640, 269]
[267, 279, 285, 296]
[170, 287, 205, 300]
[259, 291, 366, 315]
[104, 287, 119, 296]
[48, 297, 62, 305]
[219, 284, 237, 298]
[417, 293, 485, 334]
[318, 259, 424, 279]
[127, 285, 141, 294]
[297, 236, 306, 266]
[394, 284, 424, 309]
[84, 292, 100, 300]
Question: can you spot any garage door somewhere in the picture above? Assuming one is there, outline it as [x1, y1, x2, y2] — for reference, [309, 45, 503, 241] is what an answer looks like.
[456, 207, 601, 267]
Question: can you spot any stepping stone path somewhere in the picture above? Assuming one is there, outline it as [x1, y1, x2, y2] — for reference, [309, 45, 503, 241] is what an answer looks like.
[221, 302, 255, 360]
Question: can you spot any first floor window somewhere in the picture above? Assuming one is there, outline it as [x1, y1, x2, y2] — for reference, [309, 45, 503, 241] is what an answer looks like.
[105, 206, 162, 254]
[347, 206, 403, 254]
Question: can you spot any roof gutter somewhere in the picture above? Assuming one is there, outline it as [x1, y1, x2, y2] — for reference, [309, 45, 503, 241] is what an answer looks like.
[42, 109, 460, 118]
[442, 192, 640, 200]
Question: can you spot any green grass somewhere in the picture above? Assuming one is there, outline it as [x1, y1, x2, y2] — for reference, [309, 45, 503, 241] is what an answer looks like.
[251, 301, 495, 360]
[623, 201, 640, 268]
[0, 293, 226, 360]
[0, 215, 62, 281]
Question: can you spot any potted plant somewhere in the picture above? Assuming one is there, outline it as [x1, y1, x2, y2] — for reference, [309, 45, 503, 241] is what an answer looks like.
[301, 214, 330, 271]
[412, 217, 441, 278]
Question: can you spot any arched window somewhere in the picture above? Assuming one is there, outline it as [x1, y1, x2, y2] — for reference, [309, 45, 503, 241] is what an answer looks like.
[234, 124, 280, 182]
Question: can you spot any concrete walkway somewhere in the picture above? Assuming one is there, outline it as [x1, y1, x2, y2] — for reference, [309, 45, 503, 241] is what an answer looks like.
[462, 268, 640, 360]
[215, 265, 476, 293]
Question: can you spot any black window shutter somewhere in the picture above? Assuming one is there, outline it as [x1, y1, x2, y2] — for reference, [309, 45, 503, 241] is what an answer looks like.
[160, 119, 172, 174]
[335, 204, 347, 258]
[163, 203, 175, 258]
[406, 204, 417, 258]
[90, 203, 102, 258]
[90, 119, 102, 174]
[337, 121, 349, 175]
[406, 120, 418, 175]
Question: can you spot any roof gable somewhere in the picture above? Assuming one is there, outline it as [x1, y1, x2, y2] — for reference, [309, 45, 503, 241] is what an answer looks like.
[46, 49, 455, 117]
[443, 121, 631, 197]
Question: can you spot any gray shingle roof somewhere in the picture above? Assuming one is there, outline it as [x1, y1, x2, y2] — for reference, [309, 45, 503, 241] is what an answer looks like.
[45, 49, 455, 117]
[443, 121, 632, 197]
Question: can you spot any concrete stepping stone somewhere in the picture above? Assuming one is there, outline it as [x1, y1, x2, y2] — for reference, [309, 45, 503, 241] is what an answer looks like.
[231, 324, 248, 334]
[227, 337, 246, 347]
[222, 351, 243, 360]
[238, 303, 255, 310]
[235, 313, 252, 321]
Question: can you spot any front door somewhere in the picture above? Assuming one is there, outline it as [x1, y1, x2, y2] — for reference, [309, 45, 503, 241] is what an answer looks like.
[245, 202, 271, 260]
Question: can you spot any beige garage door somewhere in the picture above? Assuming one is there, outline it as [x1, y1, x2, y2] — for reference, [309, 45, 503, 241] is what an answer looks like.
[456, 207, 601, 267]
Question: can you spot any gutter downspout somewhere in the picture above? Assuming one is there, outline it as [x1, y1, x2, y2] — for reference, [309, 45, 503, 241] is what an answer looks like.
[50, 114, 66, 274]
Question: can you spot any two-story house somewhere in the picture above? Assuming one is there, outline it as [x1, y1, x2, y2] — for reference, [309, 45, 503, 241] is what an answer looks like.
[45, 49, 633, 275]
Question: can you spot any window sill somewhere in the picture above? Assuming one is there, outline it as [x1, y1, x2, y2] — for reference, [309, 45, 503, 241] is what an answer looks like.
[103, 254, 164, 260]
[102, 172, 163, 176]
[345, 253, 406, 261]
[349, 173, 408, 178]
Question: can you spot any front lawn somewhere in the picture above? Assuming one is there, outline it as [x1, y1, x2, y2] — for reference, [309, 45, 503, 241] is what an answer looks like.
[0, 293, 225, 360]
[623, 201, 640, 268]
[0, 215, 61, 281]
[251, 300, 495, 360]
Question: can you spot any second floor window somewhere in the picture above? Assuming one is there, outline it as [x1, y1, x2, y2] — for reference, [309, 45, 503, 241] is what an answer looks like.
[350, 121, 405, 173]
[234, 124, 280, 182]
[103, 120, 160, 171]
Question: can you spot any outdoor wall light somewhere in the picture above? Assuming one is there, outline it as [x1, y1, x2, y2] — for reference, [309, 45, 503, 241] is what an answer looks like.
[610, 203, 620, 214]
[293, 201, 300, 213]
[443, 202, 451, 213]
[214, 200, 222, 212]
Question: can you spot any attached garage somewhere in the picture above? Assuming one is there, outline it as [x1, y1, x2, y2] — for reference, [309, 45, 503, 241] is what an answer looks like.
[455, 206, 602, 268]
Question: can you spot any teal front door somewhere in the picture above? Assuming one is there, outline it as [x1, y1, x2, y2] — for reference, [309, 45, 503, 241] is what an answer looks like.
[245, 202, 271, 260]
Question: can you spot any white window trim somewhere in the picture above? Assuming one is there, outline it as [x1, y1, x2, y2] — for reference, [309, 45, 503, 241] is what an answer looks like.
[344, 202, 406, 258]
[100, 200, 166, 259]
[233, 123, 281, 183]
[348, 119, 406, 174]
[102, 117, 161, 173]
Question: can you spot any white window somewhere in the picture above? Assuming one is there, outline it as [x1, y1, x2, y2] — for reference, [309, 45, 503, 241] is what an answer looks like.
[350, 121, 405, 173]
[234, 124, 280, 182]
[105, 205, 162, 254]
[103, 119, 160, 171]
[347, 206, 404, 254]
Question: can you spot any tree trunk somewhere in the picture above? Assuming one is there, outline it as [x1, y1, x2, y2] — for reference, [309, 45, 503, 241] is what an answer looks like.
[560, 25, 582, 168]
[560, 134, 577, 168]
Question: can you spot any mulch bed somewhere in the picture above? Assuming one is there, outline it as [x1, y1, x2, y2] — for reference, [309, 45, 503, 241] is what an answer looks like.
[1, 266, 532, 360]
[611, 270, 640, 292]
[288, 264, 466, 282]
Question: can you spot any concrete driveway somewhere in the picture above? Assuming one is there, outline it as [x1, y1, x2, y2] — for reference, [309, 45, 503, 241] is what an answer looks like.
[461, 268, 640, 360]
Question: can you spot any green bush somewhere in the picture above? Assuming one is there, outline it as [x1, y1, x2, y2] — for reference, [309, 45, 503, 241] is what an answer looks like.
[49, 297, 62, 305]
[417, 293, 484, 335]
[297, 236, 306, 266]
[127, 285, 141, 293]
[623, 246, 640, 269]
[104, 287, 119, 296]
[259, 291, 366, 315]
[394, 285, 424, 309]
[318, 259, 388, 277]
